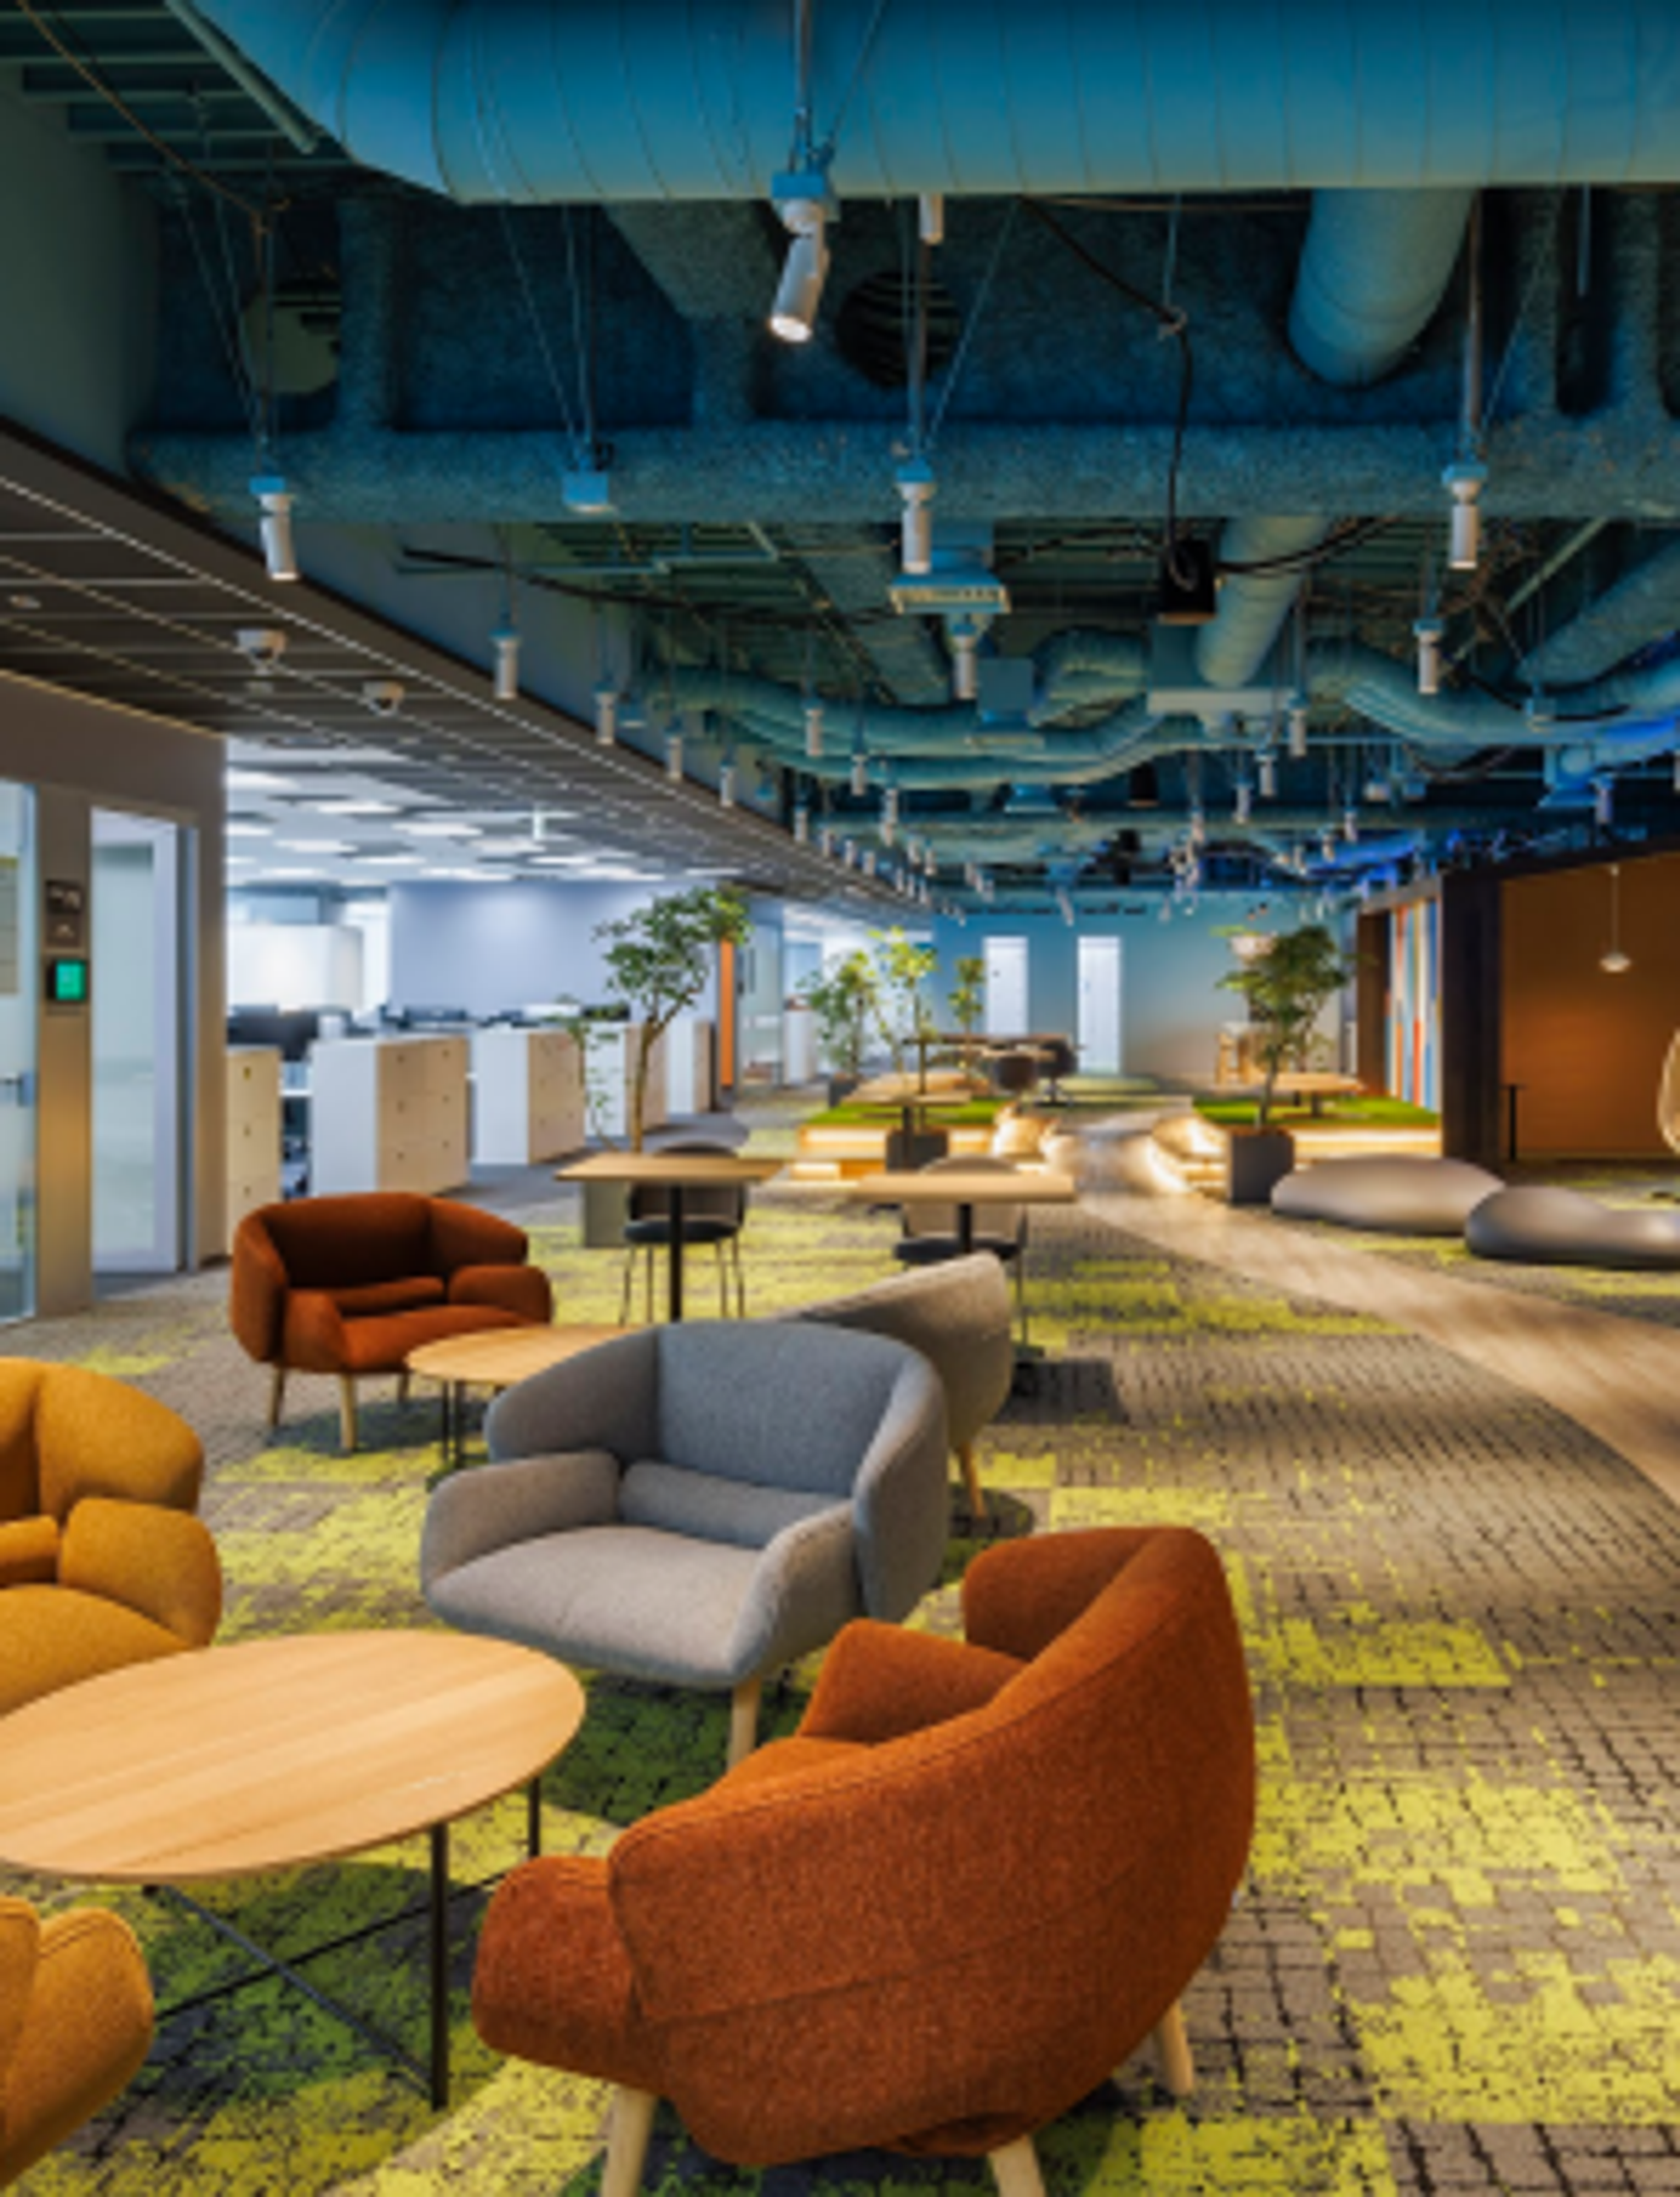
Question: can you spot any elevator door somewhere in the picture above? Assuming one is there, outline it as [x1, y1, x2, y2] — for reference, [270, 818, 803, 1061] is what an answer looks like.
[92, 810, 184, 1277]
[0, 783, 36, 1321]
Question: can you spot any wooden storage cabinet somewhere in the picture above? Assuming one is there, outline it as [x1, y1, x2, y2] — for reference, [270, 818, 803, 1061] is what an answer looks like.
[225, 1045, 282, 1245]
[471, 1027, 585, 1164]
[310, 1036, 470, 1196]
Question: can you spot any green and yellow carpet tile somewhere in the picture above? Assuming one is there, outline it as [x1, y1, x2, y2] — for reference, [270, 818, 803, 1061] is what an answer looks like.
[8, 1154, 1680, 2195]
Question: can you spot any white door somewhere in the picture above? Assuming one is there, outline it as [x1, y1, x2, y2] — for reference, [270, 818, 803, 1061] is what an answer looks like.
[984, 936, 1028, 1034]
[1077, 935, 1122, 1073]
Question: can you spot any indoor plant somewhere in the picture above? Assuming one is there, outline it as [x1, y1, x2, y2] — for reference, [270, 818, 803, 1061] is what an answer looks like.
[1215, 921, 1354, 1205]
[594, 885, 752, 1151]
[799, 949, 878, 1104]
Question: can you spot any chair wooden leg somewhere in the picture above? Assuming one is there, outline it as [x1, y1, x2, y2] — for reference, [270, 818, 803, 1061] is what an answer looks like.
[1152, 2000, 1195, 2098]
[727, 1677, 762, 1768]
[716, 1242, 727, 1318]
[266, 1364, 286, 1431]
[600, 2085, 658, 2197]
[988, 2136, 1046, 2197]
[732, 1236, 746, 1318]
[396, 1369, 410, 1407]
[958, 1440, 987, 1519]
[337, 1376, 358, 1454]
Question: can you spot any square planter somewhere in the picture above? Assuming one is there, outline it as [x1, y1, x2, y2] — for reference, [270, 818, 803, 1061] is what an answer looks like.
[1226, 1127, 1295, 1207]
[886, 1126, 951, 1172]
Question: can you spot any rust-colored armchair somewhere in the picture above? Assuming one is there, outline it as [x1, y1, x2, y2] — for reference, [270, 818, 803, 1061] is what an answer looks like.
[472, 1526, 1256, 2197]
[0, 1360, 220, 1718]
[230, 1193, 553, 1450]
[0, 1898, 154, 2186]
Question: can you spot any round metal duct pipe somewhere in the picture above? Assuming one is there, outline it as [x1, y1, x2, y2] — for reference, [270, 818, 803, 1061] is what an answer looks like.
[192, 1, 1680, 203]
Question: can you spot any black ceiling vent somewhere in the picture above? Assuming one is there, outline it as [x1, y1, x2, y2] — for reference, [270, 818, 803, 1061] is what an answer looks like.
[833, 270, 961, 390]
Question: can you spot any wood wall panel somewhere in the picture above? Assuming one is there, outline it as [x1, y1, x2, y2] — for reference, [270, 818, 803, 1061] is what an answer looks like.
[1501, 854, 1680, 1158]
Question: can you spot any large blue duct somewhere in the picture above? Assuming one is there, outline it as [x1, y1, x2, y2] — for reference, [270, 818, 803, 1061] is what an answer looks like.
[1194, 191, 1476, 690]
[192, 0, 1680, 202]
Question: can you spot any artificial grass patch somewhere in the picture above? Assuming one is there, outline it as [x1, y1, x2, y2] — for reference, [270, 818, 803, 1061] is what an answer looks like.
[803, 1096, 1010, 1128]
[1194, 1094, 1440, 1129]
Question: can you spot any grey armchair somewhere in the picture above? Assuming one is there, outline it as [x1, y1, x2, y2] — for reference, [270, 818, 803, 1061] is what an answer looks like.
[420, 1321, 949, 1766]
[789, 1253, 1014, 1518]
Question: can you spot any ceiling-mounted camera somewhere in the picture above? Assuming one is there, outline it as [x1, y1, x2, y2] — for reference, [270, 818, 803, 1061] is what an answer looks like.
[235, 627, 288, 670]
[361, 678, 406, 716]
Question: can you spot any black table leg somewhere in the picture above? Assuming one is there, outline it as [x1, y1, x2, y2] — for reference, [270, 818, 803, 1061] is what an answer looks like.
[957, 1202, 975, 1257]
[429, 1821, 449, 2109]
[528, 1773, 542, 1858]
[667, 1184, 686, 1322]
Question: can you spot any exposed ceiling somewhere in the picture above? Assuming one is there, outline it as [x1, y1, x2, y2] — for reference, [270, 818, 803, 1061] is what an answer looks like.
[12, 0, 1680, 913]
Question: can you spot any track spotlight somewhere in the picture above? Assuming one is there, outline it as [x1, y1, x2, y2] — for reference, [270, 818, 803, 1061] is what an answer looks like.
[666, 729, 685, 782]
[896, 457, 935, 575]
[562, 462, 614, 517]
[946, 614, 982, 701]
[1414, 614, 1445, 696]
[918, 193, 945, 246]
[769, 175, 832, 343]
[803, 698, 825, 759]
[593, 683, 619, 746]
[250, 474, 298, 582]
[1258, 750, 1278, 801]
[1287, 702, 1309, 760]
[492, 623, 520, 701]
[1443, 457, 1487, 571]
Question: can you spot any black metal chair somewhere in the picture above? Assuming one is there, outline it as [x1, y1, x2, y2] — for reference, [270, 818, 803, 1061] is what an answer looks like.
[619, 1140, 749, 1322]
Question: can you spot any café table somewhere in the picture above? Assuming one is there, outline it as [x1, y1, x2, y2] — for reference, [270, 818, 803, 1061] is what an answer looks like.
[556, 1150, 784, 1322]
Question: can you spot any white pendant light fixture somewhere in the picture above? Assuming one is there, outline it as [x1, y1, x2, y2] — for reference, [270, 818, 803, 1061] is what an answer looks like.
[1287, 702, 1309, 760]
[492, 623, 520, 700]
[665, 728, 685, 782]
[1257, 750, 1278, 801]
[803, 697, 825, 758]
[1414, 612, 1445, 695]
[1600, 862, 1632, 974]
[718, 751, 737, 808]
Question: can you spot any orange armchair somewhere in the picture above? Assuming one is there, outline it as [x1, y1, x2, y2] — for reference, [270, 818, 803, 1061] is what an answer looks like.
[0, 1898, 154, 2186]
[472, 1526, 1256, 2197]
[231, 1192, 553, 1450]
[0, 1360, 220, 1717]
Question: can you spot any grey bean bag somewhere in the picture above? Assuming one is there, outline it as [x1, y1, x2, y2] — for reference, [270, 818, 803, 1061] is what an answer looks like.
[421, 1320, 948, 1765]
[1272, 1156, 1504, 1235]
[1465, 1184, 1680, 1268]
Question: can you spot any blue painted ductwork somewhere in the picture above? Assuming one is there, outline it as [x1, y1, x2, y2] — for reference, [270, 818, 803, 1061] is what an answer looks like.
[1195, 192, 1475, 689]
[1289, 191, 1477, 387]
[1519, 538, 1680, 687]
[191, 1, 1680, 203]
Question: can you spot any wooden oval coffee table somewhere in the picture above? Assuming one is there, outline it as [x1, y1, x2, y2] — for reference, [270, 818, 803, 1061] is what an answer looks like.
[407, 1323, 620, 1468]
[0, 1631, 585, 2106]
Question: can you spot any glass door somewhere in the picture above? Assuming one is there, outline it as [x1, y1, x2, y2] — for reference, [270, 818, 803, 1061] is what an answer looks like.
[92, 810, 183, 1277]
[0, 782, 36, 1321]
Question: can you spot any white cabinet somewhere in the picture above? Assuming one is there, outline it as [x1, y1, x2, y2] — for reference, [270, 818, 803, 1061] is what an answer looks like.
[309, 1035, 470, 1195]
[225, 1045, 282, 1245]
[663, 1015, 714, 1116]
[471, 1026, 586, 1164]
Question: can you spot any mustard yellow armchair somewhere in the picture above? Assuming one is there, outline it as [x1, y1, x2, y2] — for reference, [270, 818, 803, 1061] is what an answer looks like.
[0, 1898, 153, 2186]
[0, 1360, 220, 1717]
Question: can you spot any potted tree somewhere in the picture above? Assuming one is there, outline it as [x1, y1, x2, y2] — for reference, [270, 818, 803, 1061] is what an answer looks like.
[948, 953, 987, 1081]
[1216, 921, 1354, 1205]
[595, 885, 752, 1152]
[871, 927, 946, 1167]
[799, 950, 878, 1105]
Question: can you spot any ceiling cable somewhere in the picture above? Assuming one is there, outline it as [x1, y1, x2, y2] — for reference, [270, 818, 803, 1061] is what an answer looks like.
[925, 200, 1017, 450]
[497, 206, 584, 459]
[13, 0, 282, 225]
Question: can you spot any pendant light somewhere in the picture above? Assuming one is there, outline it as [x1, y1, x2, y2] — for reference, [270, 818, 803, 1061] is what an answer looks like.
[1600, 863, 1631, 975]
